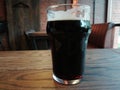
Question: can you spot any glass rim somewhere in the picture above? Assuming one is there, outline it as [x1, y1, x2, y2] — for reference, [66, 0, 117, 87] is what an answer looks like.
[47, 4, 90, 10]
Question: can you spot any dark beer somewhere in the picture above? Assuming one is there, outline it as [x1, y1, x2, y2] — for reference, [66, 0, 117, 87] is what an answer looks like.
[47, 20, 91, 80]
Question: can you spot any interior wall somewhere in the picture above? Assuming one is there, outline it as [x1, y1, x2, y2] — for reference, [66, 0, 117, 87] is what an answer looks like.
[0, 0, 6, 21]
[94, 0, 106, 23]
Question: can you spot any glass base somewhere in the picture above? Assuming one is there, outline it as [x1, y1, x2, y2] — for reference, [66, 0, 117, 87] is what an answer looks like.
[53, 74, 81, 85]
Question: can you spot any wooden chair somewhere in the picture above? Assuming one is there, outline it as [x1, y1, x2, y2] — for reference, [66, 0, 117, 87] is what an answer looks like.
[87, 22, 115, 48]
[25, 30, 49, 50]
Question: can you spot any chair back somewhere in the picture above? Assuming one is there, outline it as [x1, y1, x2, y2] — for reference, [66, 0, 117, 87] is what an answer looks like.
[88, 22, 115, 48]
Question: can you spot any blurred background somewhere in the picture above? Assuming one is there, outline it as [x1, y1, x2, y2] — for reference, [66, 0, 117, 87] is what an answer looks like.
[0, 0, 120, 50]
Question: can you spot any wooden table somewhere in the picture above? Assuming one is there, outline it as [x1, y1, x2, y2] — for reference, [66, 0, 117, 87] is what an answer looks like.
[0, 49, 120, 90]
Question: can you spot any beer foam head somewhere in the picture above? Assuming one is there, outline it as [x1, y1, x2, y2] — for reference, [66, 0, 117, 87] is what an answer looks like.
[47, 5, 90, 21]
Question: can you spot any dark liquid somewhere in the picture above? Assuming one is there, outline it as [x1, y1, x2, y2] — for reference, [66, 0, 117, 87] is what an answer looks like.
[47, 20, 91, 80]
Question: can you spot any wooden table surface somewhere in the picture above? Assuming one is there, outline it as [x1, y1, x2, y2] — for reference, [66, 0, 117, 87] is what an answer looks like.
[0, 49, 120, 90]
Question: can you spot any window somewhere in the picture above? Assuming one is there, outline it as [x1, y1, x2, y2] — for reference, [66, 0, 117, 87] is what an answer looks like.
[107, 0, 120, 48]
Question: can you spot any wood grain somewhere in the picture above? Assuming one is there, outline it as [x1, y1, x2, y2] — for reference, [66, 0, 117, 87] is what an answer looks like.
[0, 49, 120, 90]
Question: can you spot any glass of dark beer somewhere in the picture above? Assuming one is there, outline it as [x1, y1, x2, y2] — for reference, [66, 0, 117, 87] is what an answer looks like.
[47, 4, 91, 85]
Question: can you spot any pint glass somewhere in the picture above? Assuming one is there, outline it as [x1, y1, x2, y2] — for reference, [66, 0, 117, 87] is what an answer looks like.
[46, 4, 91, 85]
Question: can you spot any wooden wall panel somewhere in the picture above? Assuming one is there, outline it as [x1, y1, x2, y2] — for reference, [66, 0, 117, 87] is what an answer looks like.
[6, 0, 40, 50]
